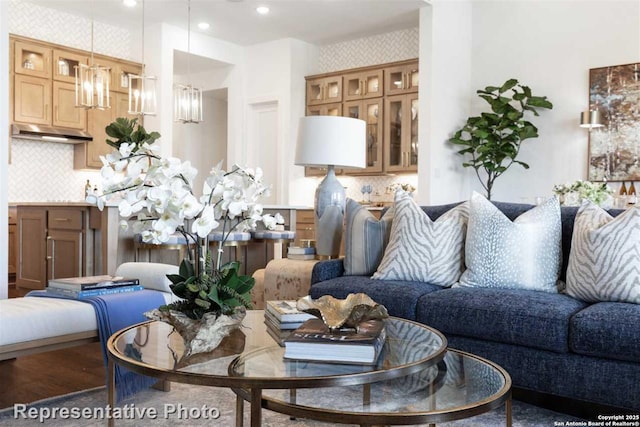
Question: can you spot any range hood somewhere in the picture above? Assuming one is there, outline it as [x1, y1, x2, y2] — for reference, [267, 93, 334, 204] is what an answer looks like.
[11, 123, 93, 144]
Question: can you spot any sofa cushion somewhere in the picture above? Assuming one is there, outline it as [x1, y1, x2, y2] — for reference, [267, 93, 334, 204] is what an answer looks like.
[344, 198, 394, 276]
[310, 276, 441, 320]
[457, 193, 562, 293]
[566, 201, 640, 303]
[416, 288, 588, 353]
[373, 192, 468, 287]
[570, 302, 640, 363]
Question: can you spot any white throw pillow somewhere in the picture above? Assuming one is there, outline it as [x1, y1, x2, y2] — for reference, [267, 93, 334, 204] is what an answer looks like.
[456, 192, 562, 293]
[372, 191, 469, 287]
[566, 201, 640, 303]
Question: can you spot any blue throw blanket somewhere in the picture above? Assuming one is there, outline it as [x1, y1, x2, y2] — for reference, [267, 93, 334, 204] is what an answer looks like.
[28, 289, 166, 402]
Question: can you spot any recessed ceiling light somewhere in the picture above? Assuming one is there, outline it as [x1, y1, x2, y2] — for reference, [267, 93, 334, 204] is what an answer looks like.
[256, 6, 270, 15]
[198, 22, 210, 30]
[123, 0, 137, 7]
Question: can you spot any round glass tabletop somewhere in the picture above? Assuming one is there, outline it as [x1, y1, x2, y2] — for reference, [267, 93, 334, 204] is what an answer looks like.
[256, 349, 512, 425]
[107, 310, 446, 389]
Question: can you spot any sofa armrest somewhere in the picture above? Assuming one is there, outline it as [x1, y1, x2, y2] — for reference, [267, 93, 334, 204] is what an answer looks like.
[311, 259, 345, 285]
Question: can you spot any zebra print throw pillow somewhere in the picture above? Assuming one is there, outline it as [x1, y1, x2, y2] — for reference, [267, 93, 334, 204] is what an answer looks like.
[343, 198, 394, 276]
[566, 201, 640, 303]
[456, 192, 562, 292]
[372, 191, 469, 286]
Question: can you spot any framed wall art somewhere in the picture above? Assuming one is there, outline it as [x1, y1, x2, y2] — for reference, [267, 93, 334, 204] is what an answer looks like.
[588, 63, 640, 182]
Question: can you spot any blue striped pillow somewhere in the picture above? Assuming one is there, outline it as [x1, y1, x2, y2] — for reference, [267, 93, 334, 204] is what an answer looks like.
[343, 199, 394, 276]
[373, 191, 469, 287]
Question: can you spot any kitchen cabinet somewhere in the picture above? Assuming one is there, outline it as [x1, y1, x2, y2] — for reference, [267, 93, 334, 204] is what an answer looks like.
[13, 74, 51, 125]
[306, 76, 342, 106]
[53, 81, 86, 129]
[343, 98, 383, 174]
[384, 93, 419, 173]
[8, 207, 17, 277]
[14, 41, 51, 79]
[16, 206, 86, 291]
[113, 62, 143, 94]
[53, 49, 88, 84]
[305, 59, 419, 176]
[384, 61, 419, 95]
[343, 69, 383, 101]
[74, 93, 115, 169]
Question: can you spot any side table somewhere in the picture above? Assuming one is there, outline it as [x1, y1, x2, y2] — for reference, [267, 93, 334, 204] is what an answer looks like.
[251, 258, 319, 309]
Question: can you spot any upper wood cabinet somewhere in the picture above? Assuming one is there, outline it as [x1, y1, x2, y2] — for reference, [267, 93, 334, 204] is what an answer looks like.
[305, 59, 419, 176]
[384, 93, 419, 173]
[114, 62, 143, 94]
[385, 61, 419, 95]
[74, 93, 115, 169]
[306, 76, 342, 106]
[343, 69, 383, 101]
[14, 41, 51, 79]
[53, 81, 86, 130]
[14, 74, 52, 125]
[53, 49, 88, 83]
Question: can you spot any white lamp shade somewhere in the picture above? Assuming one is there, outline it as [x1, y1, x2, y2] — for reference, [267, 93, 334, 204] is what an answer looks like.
[295, 116, 366, 169]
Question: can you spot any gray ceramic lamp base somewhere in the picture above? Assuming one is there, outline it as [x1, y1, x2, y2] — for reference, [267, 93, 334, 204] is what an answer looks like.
[314, 166, 345, 258]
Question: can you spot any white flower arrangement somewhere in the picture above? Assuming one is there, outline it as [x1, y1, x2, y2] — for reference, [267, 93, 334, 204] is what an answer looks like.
[552, 179, 613, 207]
[87, 118, 280, 270]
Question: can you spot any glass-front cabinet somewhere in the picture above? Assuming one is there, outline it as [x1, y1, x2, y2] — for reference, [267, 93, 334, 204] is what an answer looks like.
[385, 94, 418, 173]
[306, 76, 342, 106]
[306, 103, 342, 117]
[385, 62, 419, 96]
[14, 41, 51, 79]
[53, 49, 88, 84]
[343, 99, 383, 174]
[343, 69, 384, 102]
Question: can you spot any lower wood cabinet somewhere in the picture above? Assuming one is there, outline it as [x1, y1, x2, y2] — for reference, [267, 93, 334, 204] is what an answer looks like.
[8, 207, 17, 277]
[16, 206, 85, 291]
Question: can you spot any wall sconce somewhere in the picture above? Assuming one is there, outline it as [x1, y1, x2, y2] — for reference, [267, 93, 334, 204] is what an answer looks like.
[579, 110, 603, 131]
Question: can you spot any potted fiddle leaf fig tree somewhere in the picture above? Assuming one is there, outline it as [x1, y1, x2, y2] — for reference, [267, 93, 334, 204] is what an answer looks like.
[449, 79, 553, 200]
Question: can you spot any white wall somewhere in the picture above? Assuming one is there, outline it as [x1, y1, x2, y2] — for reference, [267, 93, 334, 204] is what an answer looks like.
[458, 0, 640, 202]
[419, 1, 473, 205]
[1, 0, 9, 298]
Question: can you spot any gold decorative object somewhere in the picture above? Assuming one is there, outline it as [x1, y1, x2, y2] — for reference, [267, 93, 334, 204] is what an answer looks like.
[144, 306, 246, 358]
[297, 293, 389, 330]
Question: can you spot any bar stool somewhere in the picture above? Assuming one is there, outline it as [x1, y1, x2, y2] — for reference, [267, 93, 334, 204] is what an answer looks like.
[208, 231, 252, 269]
[133, 233, 189, 262]
[251, 229, 296, 260]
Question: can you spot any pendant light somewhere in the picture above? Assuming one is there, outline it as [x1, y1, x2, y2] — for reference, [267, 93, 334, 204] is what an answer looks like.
[128, 0, 157, 116]
[174, 0, 203, 123]
[75, 3, 111, 109]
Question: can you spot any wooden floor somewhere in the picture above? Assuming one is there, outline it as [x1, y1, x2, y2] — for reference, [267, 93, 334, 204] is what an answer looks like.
[1, 282, 106, 409]
[0, 342, 105, 409]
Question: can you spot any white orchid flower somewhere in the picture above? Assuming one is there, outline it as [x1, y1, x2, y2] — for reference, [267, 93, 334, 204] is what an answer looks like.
[118, 142, 135, 157]
[274, 213, 285, 224]
[192, 205, 219, 238]
[262, 214, 277, 230]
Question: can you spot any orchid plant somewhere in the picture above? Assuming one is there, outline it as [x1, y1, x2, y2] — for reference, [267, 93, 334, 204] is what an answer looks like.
[552, 179, 613, 207]
[87, 118, 281, 318]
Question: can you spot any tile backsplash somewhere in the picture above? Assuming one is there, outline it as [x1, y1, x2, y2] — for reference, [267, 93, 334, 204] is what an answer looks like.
[8, 140, 101, 202]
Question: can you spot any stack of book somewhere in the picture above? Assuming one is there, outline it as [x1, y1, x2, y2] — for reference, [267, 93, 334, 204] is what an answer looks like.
[47, 275, 142, 299]
[283, 319, 386, 365]
[264, 300, 315, 346]
[287, 246, 316, 260]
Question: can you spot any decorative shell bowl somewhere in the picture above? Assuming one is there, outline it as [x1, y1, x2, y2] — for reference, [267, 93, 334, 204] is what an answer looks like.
[297, 293, 389, 330]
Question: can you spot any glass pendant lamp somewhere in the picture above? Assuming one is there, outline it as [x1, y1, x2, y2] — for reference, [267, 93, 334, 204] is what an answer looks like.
[128, 0, 157, 116]
[75, 5, 111, 109]
[174, 0, 203, 123]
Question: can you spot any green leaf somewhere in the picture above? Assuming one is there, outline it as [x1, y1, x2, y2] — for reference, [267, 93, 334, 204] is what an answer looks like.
[526, 96, 553, 109]
[195, 298, 211, 309]
[166, 274, 184, 284]
[499, 79, 518, 93]
[179, 259, 195, 279]
[236, 276, 255, 294]
[483, 85, 500, 93]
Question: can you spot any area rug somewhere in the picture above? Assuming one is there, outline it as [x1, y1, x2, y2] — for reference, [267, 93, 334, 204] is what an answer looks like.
[0, 383, 587, 426]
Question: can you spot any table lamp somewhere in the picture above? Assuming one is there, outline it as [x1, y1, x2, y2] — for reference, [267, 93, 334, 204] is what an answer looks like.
[295, 116, 366, 258]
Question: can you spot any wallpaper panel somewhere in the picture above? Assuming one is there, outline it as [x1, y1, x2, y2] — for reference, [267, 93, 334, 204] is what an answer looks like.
[317, 27, 419, 73]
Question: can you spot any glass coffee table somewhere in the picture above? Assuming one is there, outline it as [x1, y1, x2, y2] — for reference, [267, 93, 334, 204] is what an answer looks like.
[106, 310, 447, 427]
[233, 348, 512, 426]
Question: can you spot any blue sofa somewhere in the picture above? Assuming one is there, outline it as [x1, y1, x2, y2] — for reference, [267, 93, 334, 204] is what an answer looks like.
[310, 202, 640, 411]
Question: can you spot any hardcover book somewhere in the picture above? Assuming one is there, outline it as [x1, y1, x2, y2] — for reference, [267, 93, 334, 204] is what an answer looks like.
[284, 319, 386, 365]
[46, 284, 144, 299]
[286, 254, 316, 261]
[287, 246, 316, 255]
[47, 275, 140, 291]
[265, 300, 315, 323]
[264, 310, 308, 330]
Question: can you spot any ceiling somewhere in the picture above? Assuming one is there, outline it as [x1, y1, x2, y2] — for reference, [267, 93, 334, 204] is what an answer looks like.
[28, 0, 427, 46]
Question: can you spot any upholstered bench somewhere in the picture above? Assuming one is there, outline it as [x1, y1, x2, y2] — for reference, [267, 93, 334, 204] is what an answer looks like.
[0, 262, 178, 361]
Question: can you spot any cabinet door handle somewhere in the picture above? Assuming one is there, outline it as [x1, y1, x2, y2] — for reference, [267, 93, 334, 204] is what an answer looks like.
[54, 218, 70, 222]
